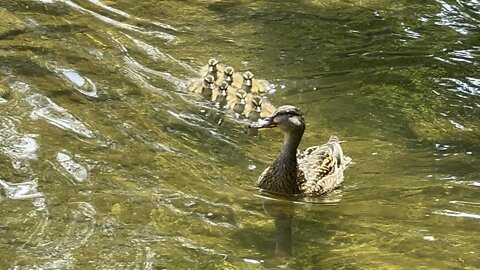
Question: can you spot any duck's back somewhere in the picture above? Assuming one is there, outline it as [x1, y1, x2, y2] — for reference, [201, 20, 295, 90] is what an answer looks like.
[297, 136, 351, 196]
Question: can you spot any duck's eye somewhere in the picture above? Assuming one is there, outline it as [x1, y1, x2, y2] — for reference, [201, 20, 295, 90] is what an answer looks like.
[275, 109, 300, 117]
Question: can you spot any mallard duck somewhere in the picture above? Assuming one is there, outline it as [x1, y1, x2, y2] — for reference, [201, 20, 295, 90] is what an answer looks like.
[199, 58, 223, 81]
[227, 89, 247, 115]
[187, 75, 216, 99]
[249, 105, 351, 196]
[211, 81, 234, 109]
[223, 66, 243, 88]
[243, 95, 276, 121]
[241, 71, 271, 94]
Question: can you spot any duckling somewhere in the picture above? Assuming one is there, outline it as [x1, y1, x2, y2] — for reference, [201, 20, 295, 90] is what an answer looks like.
[241, 71, 271, 94]
[211, 81, 234, 109]
[199, 58, 223, 81]
[249, 106, 352, 197]
[244, 95, 276, 121]
[227, 89, 247, 115]
[223, 66, 243, 88]
[188, 75, 216, 99]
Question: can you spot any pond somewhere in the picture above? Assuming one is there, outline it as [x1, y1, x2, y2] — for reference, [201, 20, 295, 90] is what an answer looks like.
[0, 0, 479, 269]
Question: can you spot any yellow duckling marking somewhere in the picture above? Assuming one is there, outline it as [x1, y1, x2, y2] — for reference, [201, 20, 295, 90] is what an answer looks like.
[199, 58, 223, 81]
[187, 75, 215, 99]
[241, 71, 270, 94]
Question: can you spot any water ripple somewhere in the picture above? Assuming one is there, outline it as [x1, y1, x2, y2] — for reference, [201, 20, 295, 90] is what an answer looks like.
[16, 201, 97, 269]
[439, 77, 480, 98]
[167, 110, 236, 146]
[55, 68, 98, 98]
[56, 151, 90, 183]
[63, 0, 178, 43]
[109, 34, 186, 94]
[123, 55, 186, 92]
[0, 118, 38, 174]
[124, 33, 197, 75]
[448, 119, 473, 131]
[175, 236, 228, 260]
[434, 209, 480, 219]
[434, 0, 479, 35]
[87, 0, 178, 31]
[26, 94, 95, 138]
[0, 179, 44, 200]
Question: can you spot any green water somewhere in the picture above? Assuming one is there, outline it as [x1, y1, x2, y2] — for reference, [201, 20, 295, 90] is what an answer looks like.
[1, 0, 479, 269]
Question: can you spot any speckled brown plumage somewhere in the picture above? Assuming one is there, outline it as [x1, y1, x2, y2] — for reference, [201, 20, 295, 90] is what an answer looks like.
[250, 106, 351, 197]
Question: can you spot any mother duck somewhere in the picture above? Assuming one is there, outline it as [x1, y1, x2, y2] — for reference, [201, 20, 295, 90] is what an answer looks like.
[249, 105, 351, 197]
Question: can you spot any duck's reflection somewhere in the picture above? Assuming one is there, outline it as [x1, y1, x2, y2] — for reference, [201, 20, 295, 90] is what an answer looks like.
[261, 195, 295, 257]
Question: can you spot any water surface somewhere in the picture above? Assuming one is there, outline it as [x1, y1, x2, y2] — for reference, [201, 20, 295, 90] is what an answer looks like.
[0, 0, 479, 269]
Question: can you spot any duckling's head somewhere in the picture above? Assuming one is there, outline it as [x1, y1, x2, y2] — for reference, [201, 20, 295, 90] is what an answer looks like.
[224, 66, 234, 76]
[204, 75, 216, 89]
[251, 96, 263, 113]
[208, 58, 219, 66]
[249, 105, 305, 133]
[219, 81, 229, 95]
[243, 71, 254, 86]
[207, 58, 219, 71]
[235, 89, 247, 105]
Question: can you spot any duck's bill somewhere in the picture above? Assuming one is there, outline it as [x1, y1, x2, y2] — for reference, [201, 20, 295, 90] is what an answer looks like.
[249, 117, 276, 129]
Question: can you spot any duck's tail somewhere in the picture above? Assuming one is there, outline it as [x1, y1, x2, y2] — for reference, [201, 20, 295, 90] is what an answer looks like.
[327, 135, 352, 168]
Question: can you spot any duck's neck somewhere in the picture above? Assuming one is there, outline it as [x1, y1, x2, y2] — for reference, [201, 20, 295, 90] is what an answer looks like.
[202, 85, 213, 98]
[233, 103, 245, 114]
[225, 75, 233, 84]
[259, 129, 304, 195]
[208, 68, 218, 80]
[280, 131, 302, 156]
[242, 83, 252, 93]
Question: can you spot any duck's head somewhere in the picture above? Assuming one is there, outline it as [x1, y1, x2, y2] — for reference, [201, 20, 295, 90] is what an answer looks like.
[235, 89, 247, 105]
[249, 105, 305, 133]
[243, 71, 254, 86]
[219, 81, 229, 95]
[251, 95, 263, 113]
[204, 75, 216, 89]
[224, 66, 234, 76]
[224, 66, 235, 83]
[207, 58, 219, 71]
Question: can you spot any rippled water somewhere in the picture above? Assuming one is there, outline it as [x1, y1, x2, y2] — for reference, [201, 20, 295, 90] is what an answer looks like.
[0, 0, 479, 269]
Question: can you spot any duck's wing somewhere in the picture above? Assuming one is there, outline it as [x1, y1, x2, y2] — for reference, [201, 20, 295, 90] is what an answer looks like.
[251, 79, 272, 94]
[229, 72, 244, 88]
[297, 136, 348, 196]
[259, 99, 276, 118]
[298, 143, 336, 179]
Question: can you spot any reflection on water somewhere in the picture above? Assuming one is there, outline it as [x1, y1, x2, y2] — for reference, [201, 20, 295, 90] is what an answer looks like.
[262, 198, 295, 257]
[57, 68, 98, 97]
[0, 179, 43, 200]
[0, 0, 479, 268]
